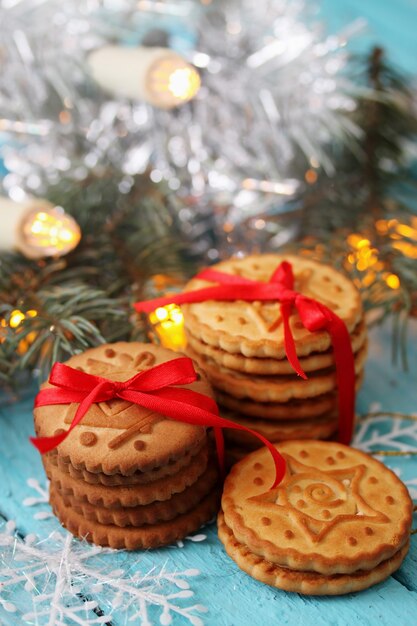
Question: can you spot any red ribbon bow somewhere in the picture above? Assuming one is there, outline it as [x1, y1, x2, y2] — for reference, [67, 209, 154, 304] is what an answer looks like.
[134, 261, 356, 445]
[31, 357, 286, 488]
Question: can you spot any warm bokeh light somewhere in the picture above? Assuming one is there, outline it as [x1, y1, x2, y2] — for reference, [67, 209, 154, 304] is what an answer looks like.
[1, 309, 38, 353]
[149, 303, 186, 351]
[385, 273, 400, 290]
[21, 206, 81, 259]
[149, 57, 200, 108]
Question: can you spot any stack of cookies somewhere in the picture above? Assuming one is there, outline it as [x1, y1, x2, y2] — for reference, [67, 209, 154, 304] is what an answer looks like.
[182, 254, 367, 461]
[219, 440, 413, 595]
[33, 342, 220, 549]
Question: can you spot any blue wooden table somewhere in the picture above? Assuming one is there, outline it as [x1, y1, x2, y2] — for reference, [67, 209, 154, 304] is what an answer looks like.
[2, 2, 417, 624]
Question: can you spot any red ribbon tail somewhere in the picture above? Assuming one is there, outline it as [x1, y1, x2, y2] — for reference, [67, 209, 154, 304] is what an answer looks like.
[326, 315, 356, 445]
[30, 432, 68, 454]
[281, 302, 307, 380]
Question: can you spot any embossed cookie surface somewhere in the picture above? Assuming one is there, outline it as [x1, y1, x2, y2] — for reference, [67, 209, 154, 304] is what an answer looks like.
[34, 342, 210, 475]
[218, 512, 409, 596]
[183, 255, 362, 358]
[222, 440, 413, 575]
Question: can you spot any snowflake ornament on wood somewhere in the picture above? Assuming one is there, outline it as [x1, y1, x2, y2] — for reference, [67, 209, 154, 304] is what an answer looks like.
[354, 412, 417, 455]
[0, 521, 208, 626]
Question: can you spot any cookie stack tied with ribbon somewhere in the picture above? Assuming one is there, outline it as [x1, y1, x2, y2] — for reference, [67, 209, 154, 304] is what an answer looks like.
[180, 254, 366, 459]
[219, 440, 413, 595]
[32, 342, 221, 549]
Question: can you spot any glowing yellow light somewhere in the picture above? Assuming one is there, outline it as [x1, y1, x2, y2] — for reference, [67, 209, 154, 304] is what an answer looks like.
[9, 310, 26, 329]
[392, 241, 417, 259]
[356, 259, 370, 272]
[7, 308, 37, 329]
[357, 238, 370, 250]
[21, 206, 81, 259]
[149, 304, 186, 352]
[396, 223, 417, 240]
[168, 67, 200, 100]
[2, 309, 38, 352]
[149, 57, 200, 108]
[385, 274, 400, 289]
[154, 307, 169, 321]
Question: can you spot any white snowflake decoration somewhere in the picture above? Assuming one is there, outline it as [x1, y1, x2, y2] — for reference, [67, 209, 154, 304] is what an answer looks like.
[22, 478, 53, 521]
[354, 413, 417, 454]
[0, 521, 208, 626]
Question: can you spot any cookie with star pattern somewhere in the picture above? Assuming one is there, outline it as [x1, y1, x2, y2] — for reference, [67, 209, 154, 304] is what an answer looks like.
[182, 254, 362, 359]
[221, 440, 413, 575]
[34, 342, 211, 475]
[218, 512, 410, 595]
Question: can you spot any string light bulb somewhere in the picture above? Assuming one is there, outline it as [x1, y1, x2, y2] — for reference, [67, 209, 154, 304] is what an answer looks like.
[88, 46, 200, 109]
[148, 303, 186, 351]
[0, 196, 81, 259]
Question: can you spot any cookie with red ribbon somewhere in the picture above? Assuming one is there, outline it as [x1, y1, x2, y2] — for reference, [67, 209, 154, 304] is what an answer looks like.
[215, 370, 364, 421]
[187, 342, 367, 403]
[181, 254, 362, 359]
[186, 319, 367, 375]
[34, 342, 210, 476]
[219, 440, 413, 595]
[33, 341, 288, 550]
[134, 253, 363, 449]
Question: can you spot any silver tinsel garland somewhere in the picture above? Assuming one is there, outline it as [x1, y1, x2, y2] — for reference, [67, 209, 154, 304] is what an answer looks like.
[0, 1, 366, 212]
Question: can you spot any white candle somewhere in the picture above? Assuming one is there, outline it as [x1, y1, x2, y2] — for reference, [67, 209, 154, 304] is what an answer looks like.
[88, 45, 201, 109]
[0, 196, 81, 259]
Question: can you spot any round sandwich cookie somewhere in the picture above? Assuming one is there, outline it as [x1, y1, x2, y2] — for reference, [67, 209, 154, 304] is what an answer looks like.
[46, 438, 207, 486]
[215, 371, 364, 421]
[182, 254, 363, 359]
[44, 442, 210, 508]
[186, 319, 367, 376]
[51, 485, 220, 550]
[58, 462, 219, 528]
[222, 411, 339, 449]
[34, 342, 211, 475]
[219, 440, 412, 594]
[187, 342, 367, 403]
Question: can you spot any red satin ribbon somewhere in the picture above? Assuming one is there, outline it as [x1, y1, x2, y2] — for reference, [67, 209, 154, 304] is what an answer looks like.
[31, 357, 286, 488]
[134, 261, 356, 445]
